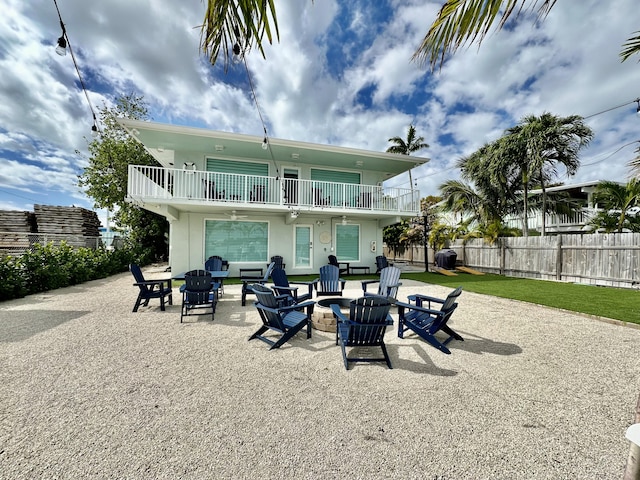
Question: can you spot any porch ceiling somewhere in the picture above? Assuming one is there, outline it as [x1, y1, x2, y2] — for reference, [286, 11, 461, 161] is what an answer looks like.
[118, 119, 428, 177]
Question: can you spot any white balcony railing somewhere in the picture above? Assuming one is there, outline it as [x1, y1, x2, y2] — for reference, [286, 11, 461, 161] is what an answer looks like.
[127, 165, 419, 215]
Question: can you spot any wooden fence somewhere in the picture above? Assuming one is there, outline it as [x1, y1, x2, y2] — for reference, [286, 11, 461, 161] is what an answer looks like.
[386, 233, 640, 288]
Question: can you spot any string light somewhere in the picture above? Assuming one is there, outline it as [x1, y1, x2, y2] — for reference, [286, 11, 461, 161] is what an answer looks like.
[52, 0, 100, 134]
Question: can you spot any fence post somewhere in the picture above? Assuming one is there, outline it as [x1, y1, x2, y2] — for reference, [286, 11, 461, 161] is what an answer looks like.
[556, 235, 563, 281]
[499, 238, 505, 275]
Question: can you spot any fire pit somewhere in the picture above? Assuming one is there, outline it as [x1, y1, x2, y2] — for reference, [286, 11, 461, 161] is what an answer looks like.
[312, 298, 352, 332]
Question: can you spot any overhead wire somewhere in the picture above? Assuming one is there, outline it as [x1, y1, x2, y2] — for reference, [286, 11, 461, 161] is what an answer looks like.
[52, 0, 100, 133]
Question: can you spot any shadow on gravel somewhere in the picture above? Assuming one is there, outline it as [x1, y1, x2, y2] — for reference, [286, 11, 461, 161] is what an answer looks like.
[446, 331, 523, 356]
[0, 310, 90, 343]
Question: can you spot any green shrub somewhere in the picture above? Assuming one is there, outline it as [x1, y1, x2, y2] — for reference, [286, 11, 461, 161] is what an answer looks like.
[0, 255, 27, 301]
[0, 241, 145, 301]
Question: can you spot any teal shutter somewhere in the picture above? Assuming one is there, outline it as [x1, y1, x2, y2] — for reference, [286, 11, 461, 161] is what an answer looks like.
[336, 224, 359, 261]
[311, 169, 360, 206]
[205, 220, 268, 262]
[206, 158, 269, 199]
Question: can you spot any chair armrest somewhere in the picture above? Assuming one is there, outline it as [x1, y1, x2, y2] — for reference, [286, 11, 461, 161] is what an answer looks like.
[409, 293, 445, 306]
[280, 300, 315, 314]
[240, 268, 263, 279]
[135, 279, 172, 289]
[330, 305, 348, 322]
[361, 279, 379, 293]
[274, 285, 298, 293]
[395, 301, 443, 317]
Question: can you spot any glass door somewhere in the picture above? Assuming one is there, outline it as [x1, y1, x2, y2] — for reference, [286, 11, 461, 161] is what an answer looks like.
[294, 225, 312, 268]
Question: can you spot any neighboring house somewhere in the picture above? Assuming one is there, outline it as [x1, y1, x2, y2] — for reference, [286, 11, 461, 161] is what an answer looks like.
[118, 119, 427, 276]
[505, 180, 607, 234]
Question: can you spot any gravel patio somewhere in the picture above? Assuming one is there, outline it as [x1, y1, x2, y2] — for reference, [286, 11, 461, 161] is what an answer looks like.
[1, 265, 639, 479]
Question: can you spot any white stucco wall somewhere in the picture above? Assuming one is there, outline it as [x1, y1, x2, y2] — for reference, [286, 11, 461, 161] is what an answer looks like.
[169, 212, 382, 277]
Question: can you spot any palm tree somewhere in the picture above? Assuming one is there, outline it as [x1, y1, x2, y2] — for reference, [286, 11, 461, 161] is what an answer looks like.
[199, 1, 640, 69]
[590, 179, 640, 233]
[502, 113, 593, 235]
[414, 0, 640, 70]
[386, 124, 429, 195]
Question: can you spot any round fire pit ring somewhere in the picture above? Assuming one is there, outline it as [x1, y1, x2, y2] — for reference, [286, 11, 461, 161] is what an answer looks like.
[312, 298, 352, 332]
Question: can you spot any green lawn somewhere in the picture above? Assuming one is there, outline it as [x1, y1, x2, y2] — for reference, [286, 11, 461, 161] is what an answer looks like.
[399, 271, 640, 325]
[226, 271, 640, 324]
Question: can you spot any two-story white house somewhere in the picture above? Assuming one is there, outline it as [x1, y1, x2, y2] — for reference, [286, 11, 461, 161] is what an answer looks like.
[118, 119, 427, 276]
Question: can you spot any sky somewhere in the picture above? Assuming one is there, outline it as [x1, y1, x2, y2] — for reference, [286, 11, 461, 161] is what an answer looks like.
[1, 0, 640, 228]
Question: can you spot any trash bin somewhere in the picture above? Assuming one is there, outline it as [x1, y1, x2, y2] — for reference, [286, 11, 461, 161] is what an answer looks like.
[435, 249, 457, 270]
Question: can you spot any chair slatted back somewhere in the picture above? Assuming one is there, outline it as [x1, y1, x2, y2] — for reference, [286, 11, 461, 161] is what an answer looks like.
[318, 264, 342, 295]
[377, 266, 402, 299]
[252, 284, 286, 331]
[271, 267, 289, 289]
[347, 296, 392, 346]
[130, 264, 150, 294]
[328, 255, 339, 267]
[441, 286, 462, 312]
[184, 270, 212, 304]
[270, 255, 285, 269]
[205, 256, 223, 271]
[264, 262, 276, 281]
[375, 255, 389, 272]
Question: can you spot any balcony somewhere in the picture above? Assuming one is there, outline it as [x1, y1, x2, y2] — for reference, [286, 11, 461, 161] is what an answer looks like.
[505, 208, 599, 233]
[127, 165, 419, 216]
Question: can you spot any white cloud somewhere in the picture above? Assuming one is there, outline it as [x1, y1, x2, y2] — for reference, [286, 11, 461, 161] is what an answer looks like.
[1, 0, 639, 213]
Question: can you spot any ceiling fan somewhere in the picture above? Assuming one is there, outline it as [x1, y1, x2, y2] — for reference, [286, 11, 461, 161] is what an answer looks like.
[225, 210, 248, 221]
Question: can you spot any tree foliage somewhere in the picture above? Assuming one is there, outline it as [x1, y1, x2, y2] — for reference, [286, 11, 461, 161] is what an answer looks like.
[589, 179, 640, 233]
[415, 0, 640, 70]
[77, 94, 169, 260]
[199, 1, 640, 70]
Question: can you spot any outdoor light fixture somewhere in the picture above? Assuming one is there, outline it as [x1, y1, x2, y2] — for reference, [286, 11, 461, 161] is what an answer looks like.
[261, 137, 268, 150]
[55, 34, 67, 56]
[232, 43, 243, 64]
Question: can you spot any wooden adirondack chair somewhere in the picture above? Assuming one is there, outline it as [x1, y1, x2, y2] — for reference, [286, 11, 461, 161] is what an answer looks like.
[250, 284, 315, 349]
[331, 296, 394, 370]
[241, 262, 275, 306]
[180, 270, 218, 322]
[362, 266, 402, 300]
[271, 268, 315, 303]
[396, 287, 464, 354]
[130, 264, 173, 312]
[314, 264, 346, 297]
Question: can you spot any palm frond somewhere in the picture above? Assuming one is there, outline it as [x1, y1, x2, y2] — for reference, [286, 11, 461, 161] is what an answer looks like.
[620, 31, 640, 62]
[200, 0, 280, 70]
[413, 0, 557, 71]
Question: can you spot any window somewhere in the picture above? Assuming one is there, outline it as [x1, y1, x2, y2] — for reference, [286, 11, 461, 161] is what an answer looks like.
[205, 220, 268, 262]
[336, 224, 359, 261]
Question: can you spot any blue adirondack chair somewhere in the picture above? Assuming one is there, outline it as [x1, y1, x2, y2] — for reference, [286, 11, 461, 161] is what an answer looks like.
[375, 255, 391, 274]
[204, 255, 225, 294]
[361, 266, 402, 300]
[180, 270, 219, 322]
[250, 284, 315, 349]
[271, 268, 315, 303]
[130, 264, 173, 312]
[332, 296, 394, 370]
[314, 264, 346, 297]
[270, 255, 286, 270]
[328, 255, 349, 275]
[396, 287, 464, 354]
[241, 262, 276, 306]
